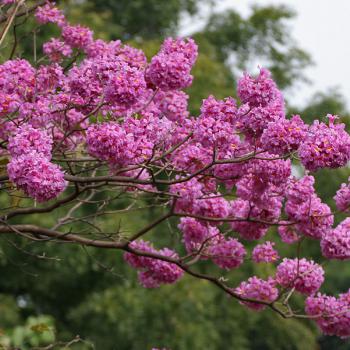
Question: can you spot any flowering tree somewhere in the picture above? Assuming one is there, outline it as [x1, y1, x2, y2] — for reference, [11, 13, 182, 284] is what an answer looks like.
[0, 0, 350, 341]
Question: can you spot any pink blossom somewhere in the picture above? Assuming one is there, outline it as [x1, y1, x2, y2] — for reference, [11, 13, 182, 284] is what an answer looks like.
[236, 68, 285, 137]
[8, 125, 52, 159]
[298, 115, 350, 172]
[35, 2, 65, 26]
[62, 24, 93, 49]
[275, 258, 324, 295]
[146, 38, 197, 91]
[104, 65, 146, 107]
[334, 178, 350, 211]
[178, 217, 220, 254]
[171, 143, 212, 173]
[36, 63, 65, 93]
[286, 176, 315, 203]
[252, 241, 279, 263]
[7, 152, 67, 202]
[286, 194, 333, 239]
[261, 115, 308, 155]
[237, 68, 283, 108]
[235, 276, 278, 311]
[170, 178, 204, 214]
[245, 154, 291, 187]
[321, 218, 350, 260]
[199, 95, 237, 124]
[306, 291, 350, 338]
[0, 59, 35, 98]
[208, 237, 246, 270]
[161, 37, 198, 66]
[124, 240, 183, 288]
[230, 198, 281, 241]
[278, 224, 300, 244]
[43, 38, 72, 62]
[155, 90, 189, 122]
[86, 122, 137, 166]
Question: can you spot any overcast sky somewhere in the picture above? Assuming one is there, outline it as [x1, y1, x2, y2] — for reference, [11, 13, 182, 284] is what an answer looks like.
[181, 0, 350, 109]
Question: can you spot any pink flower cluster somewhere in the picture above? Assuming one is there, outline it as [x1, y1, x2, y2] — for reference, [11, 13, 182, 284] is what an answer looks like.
[306, 290, 350, 338]
[6, 123, 67, 202]
[43, 38, 72, 62]
[35, 2, 65, 26]
[208, 237, 246, 270]
[0, 58, 35, 98]
[275, 258, 324, 295]
[155, 90, 189, 122]
[298, 115, 350, 172]
[261, 115, 307, 155]
[252, 241, 279, 263]
[278, 224, 300, 244]
[7, 151, 67, 202]
[285, 176, 333, 239]
[238, 68, 283, 108]
[236, 68, 285, 137]
[230, 198, 281, 241]
[104, 64, 146, 106]
[86, 122, 141, 166]
[8, 124, 53, 159]
[170, 178, 231, 222]
[178, 217, 219, 254]
[146, 38, 198, 91]
[61, 24, 93, 49]
[235, 277, 278, 311]
[124, 240, 184, 288]
[321, 218, 350, 260]
[334, 178, 350, 212]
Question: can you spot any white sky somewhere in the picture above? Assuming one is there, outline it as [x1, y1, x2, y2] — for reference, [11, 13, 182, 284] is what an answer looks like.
[180, 0, 350, 109]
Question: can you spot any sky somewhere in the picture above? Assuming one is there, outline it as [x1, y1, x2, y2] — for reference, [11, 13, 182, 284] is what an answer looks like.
[180, 0, 350, 109]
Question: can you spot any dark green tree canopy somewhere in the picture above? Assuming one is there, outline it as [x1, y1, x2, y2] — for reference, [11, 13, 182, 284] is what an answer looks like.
[83, 0, 201, 40]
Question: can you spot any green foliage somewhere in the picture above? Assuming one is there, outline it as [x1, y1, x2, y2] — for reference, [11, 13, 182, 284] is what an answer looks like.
[0, 314, 55, 349]
[76, 0, 201, 40]
[204, 5, 312, 89]
[65, 276, 317, 350]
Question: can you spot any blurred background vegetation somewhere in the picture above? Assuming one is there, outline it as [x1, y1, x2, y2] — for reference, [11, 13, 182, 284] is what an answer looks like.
[0, 0, 350, 349]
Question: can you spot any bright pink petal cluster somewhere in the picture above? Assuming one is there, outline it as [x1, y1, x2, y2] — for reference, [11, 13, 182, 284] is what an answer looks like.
[62, 24, 93, 49]
[236, 68, 284, 137]
[298, 115, 350, 172]
[86, 122, 136, 166]
[124, 240, 184, 288]
[178, 217, 219, 254]
[275, 258, 324, 295]
[7, 152, 67, 202]
[277, 224, 300, 244]
[235, 276, 278, 311]
[8, 124, 53, 159]
[35, 2, 65, 26]
[334, 178, 350, 212]
[155, 90, 189, 122]
[285, 176, 333, 239]
[208, 237, 246, 270]
[321, 218, 350, 260]
[261, 115, 307, 155]
[146, 38, 197, 91]
[43, 38, 72, 62]
[252, 241, 279, 263]
[104, 65, 146, 107]
[306, 290, 350, 338]
[230, 198, 281, 240]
